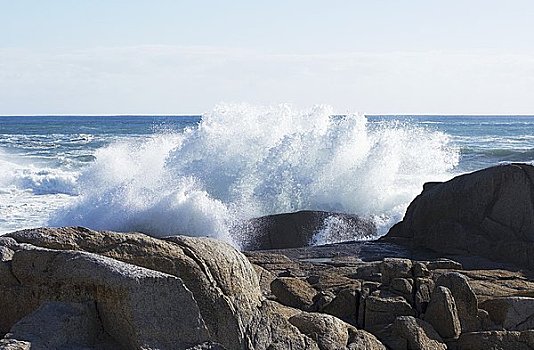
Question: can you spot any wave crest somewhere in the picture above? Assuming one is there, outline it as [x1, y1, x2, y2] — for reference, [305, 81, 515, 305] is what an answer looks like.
[49, 103, 459, 246]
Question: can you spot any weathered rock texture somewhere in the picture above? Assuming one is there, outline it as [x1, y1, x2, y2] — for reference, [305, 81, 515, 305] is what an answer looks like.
[0, 227, 383, 350]
[385, 163, 534, 270]
[237, 210, 376, 250]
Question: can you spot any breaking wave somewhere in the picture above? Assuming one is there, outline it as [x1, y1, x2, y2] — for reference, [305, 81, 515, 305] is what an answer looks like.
[48, 103, 460, 247]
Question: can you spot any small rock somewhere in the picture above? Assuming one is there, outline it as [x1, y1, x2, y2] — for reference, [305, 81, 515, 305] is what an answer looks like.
[322, 286, 359, 324]
[413, 262, 430, 278]
[392, 316, 446, 350]
[424, 286, 461, 339]
[391, 278, 413, 297]
[289, 312, 354, 350]
[365, 296, 416, 329]
[380, 258, 413, 285]
[271, 277, 317, 311]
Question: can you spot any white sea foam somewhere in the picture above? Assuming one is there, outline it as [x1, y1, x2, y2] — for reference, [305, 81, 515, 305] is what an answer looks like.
[47, 103, 459, 247]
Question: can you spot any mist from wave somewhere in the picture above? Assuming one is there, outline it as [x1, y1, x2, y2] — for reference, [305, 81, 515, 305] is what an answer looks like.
[48, 104, 460, 247]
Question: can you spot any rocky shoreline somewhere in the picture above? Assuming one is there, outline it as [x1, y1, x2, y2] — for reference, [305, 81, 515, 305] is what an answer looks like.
[2, 164, 534, 349]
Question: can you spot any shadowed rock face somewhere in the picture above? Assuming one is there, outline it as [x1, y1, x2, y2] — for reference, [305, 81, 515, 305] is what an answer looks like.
[236, 210, 377, 250]
[383, 164, 534, 270]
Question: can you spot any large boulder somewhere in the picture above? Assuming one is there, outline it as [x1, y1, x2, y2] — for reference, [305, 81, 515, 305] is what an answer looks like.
[384, 164, 534, 269]
[6, 227, 262, 349]
[7, 247, 210, 349]
[236, 210, 376, 250]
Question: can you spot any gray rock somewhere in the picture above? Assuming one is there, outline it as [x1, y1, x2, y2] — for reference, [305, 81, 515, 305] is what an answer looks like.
[237, 210, 376, 250]
[390, 278, 413, 297]
[380, 258, 413, 285]
[365, 296, 416, 329]
[424, 286, 461, 339]
[436, 272, 479, 332]
[383, 164, 534, 270]
[321, 286, 359, 324]
[481, 297, 534, 331]
[458, 330, 534, 350]
[414, 278, 434, 314]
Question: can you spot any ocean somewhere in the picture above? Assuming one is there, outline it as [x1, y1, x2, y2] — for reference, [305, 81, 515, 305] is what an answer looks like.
[1, 104, 534, 248]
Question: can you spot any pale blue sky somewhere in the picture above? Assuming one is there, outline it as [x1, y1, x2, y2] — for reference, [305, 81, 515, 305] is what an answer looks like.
[1, 1, 534, 114]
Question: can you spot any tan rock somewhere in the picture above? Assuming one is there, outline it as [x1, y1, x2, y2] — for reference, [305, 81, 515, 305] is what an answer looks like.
[7, 227, 263, 350]
[10, 247, 209, 349]
[289, 312, 385, 350]
[271, 277, 317, 310]
[392, 316, 446, 350]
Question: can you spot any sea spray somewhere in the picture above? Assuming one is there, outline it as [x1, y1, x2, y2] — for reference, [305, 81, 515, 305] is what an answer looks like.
[48, 103, 460, 247]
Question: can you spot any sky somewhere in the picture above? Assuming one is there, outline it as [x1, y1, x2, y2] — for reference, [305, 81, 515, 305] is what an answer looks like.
[1, 0, 534, 115]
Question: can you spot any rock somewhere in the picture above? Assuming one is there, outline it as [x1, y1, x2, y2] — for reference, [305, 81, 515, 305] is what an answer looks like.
[347, 329, 387, 350]
[424, 286, 461, 339]
[414, 278, 434, 315]
[380, 258, 413, 285]
[289, 312, 384, 350]
[390, 278, 413, 298]
[0, 339, 30, 350]
[186, 342, 227, 350]
[271, 277, 317, 311]
[250, 301, 320, 350]
[480, 297, 534, 331]
[252, 264, 276, 296]
[2, 301, 118, 349]
[321, 286, 359, 324]
[236, 210, 376, 250]
[0, 238, 18, 250]
[427, 259, 463, 270]
[391, 316, 447, 350]
[413, 262, 430, 278]
[7, 227, 263, 350]
[458, 330, 534, 350]
[365, 296, 416, 329]
[436, 272, 479, 332]
[9, 247, 209, 349]
[383, 164, 534, 270]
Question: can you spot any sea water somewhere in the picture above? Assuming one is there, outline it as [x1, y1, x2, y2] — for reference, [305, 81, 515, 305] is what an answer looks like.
[1, 104, 533, 247]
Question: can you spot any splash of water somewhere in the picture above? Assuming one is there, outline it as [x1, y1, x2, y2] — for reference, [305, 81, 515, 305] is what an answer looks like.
[49, 103, 459, 247]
